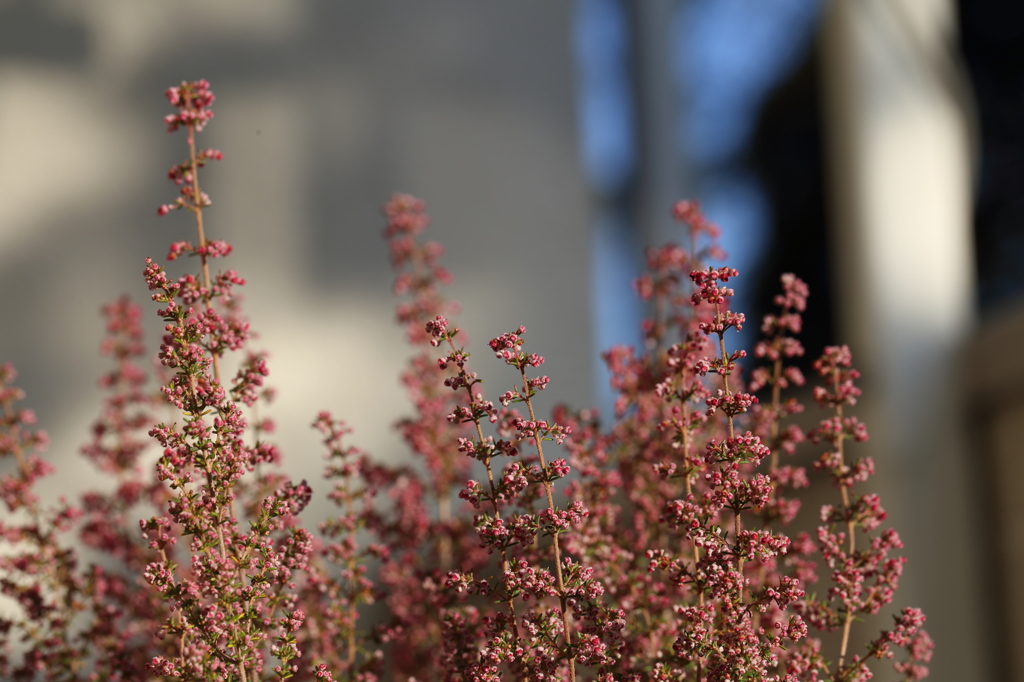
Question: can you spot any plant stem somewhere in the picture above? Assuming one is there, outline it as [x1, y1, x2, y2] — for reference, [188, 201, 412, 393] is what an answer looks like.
[446, 336, 520, 644]
[186, 117, 221, 387]
[834, 372, 855, 677]
[520, 367, 576, 682]
[714, 303, 742, 604]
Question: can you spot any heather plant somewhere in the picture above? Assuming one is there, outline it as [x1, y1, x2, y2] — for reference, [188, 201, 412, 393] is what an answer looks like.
[0, 79, 934, 682]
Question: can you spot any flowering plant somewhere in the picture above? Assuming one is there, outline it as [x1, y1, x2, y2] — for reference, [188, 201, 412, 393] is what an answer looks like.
[0, 80, 932, 682]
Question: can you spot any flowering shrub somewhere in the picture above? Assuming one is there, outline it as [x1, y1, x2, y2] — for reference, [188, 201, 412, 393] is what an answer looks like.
[0, 80, 933, 681]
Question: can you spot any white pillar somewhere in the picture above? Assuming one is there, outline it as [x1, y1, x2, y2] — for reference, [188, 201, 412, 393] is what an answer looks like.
[820, 0, 988, 680]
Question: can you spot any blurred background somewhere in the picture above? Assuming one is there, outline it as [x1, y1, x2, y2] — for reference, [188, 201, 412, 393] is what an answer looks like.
[0, 0, 1021, 679]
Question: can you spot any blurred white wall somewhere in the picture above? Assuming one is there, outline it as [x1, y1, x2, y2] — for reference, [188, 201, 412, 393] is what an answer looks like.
[0, 2, 593, 495]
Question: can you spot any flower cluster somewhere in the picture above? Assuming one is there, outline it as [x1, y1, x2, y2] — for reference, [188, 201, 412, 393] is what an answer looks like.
[164, 79, 216, 133]
[144, 80, 316, 681]
[158, 80, 221, 217]
[0, 80, 930, 682]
